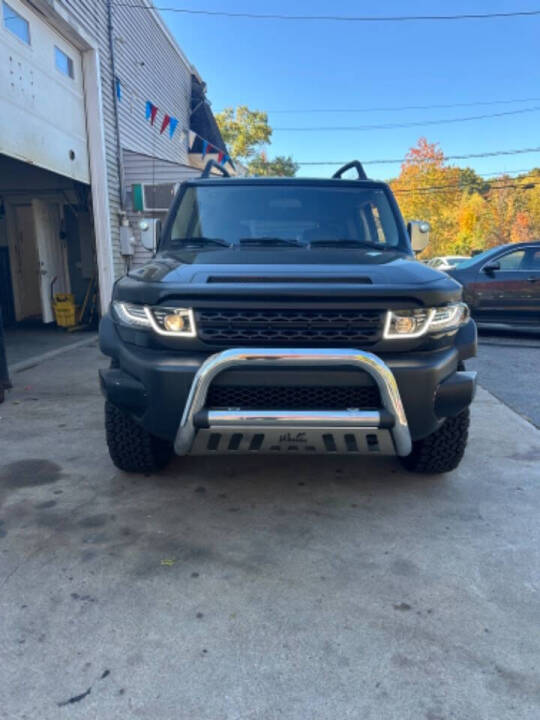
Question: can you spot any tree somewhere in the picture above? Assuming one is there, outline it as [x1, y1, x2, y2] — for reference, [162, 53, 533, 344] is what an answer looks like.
[456, 192, 489, 254]
[459, 167, 489, 195]
[247, 152, 299, 177]
[216, 105, 299, 176]
[215, 106, 272, 161]
[390, 138, 462, 256]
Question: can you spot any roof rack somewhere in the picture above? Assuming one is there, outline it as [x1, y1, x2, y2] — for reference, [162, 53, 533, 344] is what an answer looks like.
[201, 160, 231, 179]
[332, 161, 368, 181]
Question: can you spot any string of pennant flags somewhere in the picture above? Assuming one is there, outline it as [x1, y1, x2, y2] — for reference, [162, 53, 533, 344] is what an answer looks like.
[115, 78, 232, 167]
[144, 100, 232, 166]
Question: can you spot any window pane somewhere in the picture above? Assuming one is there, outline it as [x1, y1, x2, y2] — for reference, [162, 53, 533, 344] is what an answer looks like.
[497, 250, 525, 270]
[55, 46, 74, 78]
[3, 1, 30, 44]
[522, 249, 540, 270]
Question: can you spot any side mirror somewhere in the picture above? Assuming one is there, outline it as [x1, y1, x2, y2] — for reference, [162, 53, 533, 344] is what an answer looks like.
[482, 260, 500, 274]
[407, 220, 430, 253]
[138, 219, 161, 254]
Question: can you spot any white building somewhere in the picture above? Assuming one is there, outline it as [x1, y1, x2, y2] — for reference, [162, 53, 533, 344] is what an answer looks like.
[0, 0, 230, 332]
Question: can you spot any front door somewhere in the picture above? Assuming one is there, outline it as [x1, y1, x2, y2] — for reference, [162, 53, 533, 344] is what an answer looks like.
[520, 247, 540, 325]
[471, 247, 530, 324]
[32, 199, 69, 323]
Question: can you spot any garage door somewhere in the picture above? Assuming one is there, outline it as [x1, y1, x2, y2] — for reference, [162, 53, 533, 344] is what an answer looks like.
[0, 0, 89, 183]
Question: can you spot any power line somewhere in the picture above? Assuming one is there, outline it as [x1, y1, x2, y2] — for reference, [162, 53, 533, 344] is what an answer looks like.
[112, 4, 540, 23]
[297, 146, 540, 166]
[274, 105, 540, 132]
[394, 183, 537, 196]
[217, 97, 540, 115]
[391, 169, 540, 189]
[393, 181, 538, 195]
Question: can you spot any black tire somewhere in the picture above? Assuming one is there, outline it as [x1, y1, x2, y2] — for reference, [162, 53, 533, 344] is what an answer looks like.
[105, 401, 173, 473]
[400, 408, 470, 474]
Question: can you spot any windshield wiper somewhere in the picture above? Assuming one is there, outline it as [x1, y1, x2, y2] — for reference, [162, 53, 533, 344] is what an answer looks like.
[309, 238, 384, 250]
[239, 237, 305, 248]
[170, 236, 233, 248]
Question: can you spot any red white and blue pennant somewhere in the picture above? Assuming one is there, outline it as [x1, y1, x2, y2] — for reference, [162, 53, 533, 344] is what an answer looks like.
[145, 100, 179, 139]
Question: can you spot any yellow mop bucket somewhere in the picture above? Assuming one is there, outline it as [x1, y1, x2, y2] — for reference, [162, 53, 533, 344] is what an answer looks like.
[53, 293, 77, 328]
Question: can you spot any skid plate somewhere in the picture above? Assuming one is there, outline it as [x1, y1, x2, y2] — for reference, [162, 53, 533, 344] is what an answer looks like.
[189, 426, 396, 455]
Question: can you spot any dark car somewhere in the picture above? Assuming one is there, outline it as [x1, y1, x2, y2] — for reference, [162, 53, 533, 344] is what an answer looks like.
[447, 242, 540, 330]
[99, 160, 477, 476]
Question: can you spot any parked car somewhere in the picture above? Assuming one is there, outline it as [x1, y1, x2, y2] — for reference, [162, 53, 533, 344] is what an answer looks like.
[426, 256, 471, 271]
[99, 160, 477, 476]
[447, 242, 540, 330]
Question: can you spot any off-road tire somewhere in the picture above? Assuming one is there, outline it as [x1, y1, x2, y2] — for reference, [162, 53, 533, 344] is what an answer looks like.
[105, 401, 173, 473]
[400, 408, 470, 474]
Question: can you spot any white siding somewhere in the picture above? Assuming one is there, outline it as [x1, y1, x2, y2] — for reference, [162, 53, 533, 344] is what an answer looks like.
[112, 1, 192, 166]
[123, 148, 199, 267]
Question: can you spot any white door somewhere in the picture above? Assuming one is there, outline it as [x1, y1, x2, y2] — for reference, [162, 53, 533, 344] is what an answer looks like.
[32, 199, 69, 323]
[12, 205, 42, 321]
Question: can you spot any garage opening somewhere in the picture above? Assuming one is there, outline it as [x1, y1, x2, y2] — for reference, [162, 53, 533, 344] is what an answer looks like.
[0, 154, 99, 368]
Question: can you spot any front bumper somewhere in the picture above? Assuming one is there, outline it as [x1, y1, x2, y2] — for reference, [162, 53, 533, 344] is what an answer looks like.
[174, 348, 411, 457]
[99, 315, 477, 451]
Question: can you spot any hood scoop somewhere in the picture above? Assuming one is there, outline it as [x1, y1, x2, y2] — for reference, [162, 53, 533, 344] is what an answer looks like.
[206, 275, 372, 284]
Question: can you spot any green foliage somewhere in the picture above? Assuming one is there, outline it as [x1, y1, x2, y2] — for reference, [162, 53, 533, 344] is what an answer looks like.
[459, 167, 489, 195]
[247, 154, 299, 177]
[215, 106, 272, 161]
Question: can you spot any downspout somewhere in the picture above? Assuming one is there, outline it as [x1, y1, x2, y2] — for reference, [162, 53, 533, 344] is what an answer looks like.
[106, 0, 126, 211]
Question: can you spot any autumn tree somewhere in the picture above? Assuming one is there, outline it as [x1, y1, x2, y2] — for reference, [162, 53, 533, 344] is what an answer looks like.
[391, 139, 539, 255]
[391, 138, 461, 256]
[456, 192, 489, 254]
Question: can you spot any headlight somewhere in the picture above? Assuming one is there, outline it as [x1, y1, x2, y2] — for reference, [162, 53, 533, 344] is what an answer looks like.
[113, 302, 196, 337]
[384, 303, 469, 339]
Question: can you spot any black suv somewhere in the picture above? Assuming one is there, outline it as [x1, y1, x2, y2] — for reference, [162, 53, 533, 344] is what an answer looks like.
[99, 161, 477, 475]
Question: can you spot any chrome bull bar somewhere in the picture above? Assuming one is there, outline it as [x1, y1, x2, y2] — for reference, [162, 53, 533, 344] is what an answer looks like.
[174, 348, 412, 457]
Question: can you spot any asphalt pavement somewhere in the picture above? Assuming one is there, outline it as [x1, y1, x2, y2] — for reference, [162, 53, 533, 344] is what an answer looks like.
[1, 343, 539, 720]
[469, 330, 540, 428]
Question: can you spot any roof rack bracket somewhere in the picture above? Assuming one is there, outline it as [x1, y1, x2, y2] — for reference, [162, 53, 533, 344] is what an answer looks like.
[201, 160, 231, 179]
[332, 161, 368, 181]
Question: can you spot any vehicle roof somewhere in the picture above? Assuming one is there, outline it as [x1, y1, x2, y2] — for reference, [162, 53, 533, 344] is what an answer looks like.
[184, 176, 389, 189]
[487, 240, 540, 252]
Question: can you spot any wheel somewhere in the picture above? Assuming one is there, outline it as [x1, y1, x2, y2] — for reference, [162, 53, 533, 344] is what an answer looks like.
[400, 408, 470, 474]
[105, 401, 173, 473]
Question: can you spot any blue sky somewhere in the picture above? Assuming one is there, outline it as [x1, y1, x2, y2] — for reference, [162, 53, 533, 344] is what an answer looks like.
[159, 0, 540, 179]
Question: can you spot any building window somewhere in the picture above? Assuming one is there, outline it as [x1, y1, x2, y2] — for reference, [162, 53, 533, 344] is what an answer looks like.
[2, 1, 30, 44]
[55, 46, 74, 78]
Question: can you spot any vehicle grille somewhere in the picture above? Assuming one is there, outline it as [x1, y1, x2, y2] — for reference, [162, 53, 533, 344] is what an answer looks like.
[195, 308, 384, 344]
[206, 384, 381, 410]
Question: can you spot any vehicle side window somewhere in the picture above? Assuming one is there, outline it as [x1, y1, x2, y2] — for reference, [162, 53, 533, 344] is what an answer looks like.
[522, 249, 540, 270]
[496, 250, 525, 270]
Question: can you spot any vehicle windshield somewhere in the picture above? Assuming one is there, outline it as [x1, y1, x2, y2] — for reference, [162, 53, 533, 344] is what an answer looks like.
[454, 249, 496, 269]
[162, 183, 405, 254]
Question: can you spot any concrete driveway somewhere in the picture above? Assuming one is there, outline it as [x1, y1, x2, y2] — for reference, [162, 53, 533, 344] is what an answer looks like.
[1, 343, 539, 720]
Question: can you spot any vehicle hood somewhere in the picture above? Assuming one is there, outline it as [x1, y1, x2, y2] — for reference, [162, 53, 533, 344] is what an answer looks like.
[116, 248, 462, 307]
[127, 248, 454, 287]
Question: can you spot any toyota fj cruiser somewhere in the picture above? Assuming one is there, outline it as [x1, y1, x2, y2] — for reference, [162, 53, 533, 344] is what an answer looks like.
[99, 160, 477, 474]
